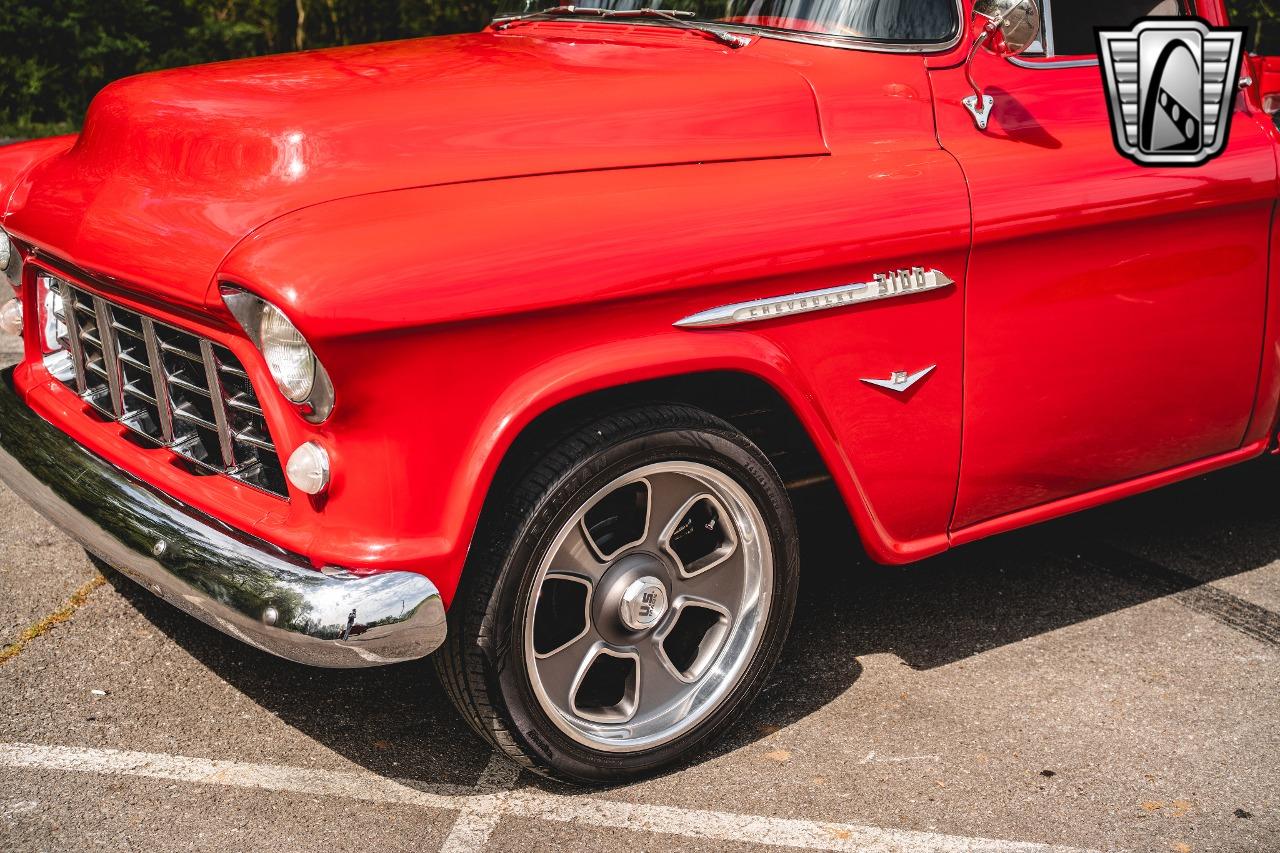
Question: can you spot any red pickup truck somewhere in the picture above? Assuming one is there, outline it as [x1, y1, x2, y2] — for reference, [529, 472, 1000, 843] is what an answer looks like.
[0, 0, 1275, 782]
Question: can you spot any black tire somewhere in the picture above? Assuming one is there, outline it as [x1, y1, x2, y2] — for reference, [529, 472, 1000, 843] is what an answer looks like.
[434, 403, 800, 784]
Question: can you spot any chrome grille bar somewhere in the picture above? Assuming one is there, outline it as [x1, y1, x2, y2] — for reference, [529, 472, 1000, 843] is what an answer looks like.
[226, 393, 263, 416]
[199, 338, 236, 469]
[168, 374, 211, 396]
[172, 406, 219, 431]
[45, 278, 287, 498]
[91, 296, 125, 417]
[234, 428, 275, 452]
[59, 283, 88, 396]
[140, 317, 174, 444]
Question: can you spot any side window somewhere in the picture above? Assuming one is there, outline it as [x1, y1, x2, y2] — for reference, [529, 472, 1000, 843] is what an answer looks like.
[1042, 0, 1189, 57]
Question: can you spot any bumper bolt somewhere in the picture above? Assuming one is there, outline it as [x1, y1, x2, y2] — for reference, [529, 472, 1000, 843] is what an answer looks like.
[152, 540, 168, 557]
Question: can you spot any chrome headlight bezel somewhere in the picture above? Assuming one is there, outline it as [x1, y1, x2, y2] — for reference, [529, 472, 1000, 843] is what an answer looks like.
[221, 287, 335, 423]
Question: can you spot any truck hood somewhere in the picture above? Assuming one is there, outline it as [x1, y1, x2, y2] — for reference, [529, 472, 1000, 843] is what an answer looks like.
[6, 27, 826, 310]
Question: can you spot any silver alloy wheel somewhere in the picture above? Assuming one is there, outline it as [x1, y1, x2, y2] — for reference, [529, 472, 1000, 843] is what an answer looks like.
[523, 461, 773, 752]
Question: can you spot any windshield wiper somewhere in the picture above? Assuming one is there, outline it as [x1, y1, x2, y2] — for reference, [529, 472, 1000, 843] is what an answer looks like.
[494, 6, 751, 49]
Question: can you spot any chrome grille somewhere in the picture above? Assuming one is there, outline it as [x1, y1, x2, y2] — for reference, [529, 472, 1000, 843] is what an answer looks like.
[48, 276, 288, 498]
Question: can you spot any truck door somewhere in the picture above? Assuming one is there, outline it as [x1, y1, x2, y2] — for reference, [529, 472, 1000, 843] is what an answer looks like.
[931, 0, 1278, 530]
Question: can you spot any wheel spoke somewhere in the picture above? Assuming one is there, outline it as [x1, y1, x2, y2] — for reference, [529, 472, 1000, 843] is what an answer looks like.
[656, 600, 732, 683]
[582, 479, 649, 560]
[637, 636, 694, 711]
[550, 521, 608, 584]
[643, 471, 715, 552]
[532, 572, 592, 658]
[534, 631, 602, 710]
[678, 545, 747, 618]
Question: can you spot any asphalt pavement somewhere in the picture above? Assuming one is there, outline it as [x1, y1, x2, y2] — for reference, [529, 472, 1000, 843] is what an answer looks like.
[1, 334, 1276, 852]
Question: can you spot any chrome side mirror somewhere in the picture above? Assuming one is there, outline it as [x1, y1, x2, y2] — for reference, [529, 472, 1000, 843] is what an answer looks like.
[963, 0, 1043, 130]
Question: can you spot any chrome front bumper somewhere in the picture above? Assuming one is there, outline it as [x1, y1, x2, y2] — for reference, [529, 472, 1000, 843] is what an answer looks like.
[0, 368, 446, 668]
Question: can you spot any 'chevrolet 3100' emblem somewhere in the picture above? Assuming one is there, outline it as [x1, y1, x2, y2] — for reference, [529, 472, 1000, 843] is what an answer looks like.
[675, 267, 954, 329]
[1098, 18, 1245, 168]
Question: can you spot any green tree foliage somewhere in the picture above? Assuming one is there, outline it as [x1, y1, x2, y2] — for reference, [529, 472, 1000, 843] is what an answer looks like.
[0, 0, 499, 137]
[1230, 1, 1280, 53]
[2, 2, 1279, 138]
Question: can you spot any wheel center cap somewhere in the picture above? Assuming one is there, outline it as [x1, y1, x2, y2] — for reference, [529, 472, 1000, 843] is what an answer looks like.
[619, 576, 669, 631]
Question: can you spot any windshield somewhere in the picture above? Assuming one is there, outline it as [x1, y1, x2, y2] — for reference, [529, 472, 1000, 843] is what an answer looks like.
[492, 0, 959, 44]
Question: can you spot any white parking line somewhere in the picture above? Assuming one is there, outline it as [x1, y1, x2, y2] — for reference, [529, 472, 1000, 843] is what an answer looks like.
[0, 742, 1097, 853]
[859, 751, 941, 764]
[440, 753, 522, 852]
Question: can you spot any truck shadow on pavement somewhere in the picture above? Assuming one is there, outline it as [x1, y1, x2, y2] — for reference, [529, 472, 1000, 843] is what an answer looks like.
[100, 456, 1280, 787]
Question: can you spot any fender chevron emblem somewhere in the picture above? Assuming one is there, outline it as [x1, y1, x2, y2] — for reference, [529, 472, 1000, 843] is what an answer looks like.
[861, 365, 936, 393]
[674, 268, 954, 329]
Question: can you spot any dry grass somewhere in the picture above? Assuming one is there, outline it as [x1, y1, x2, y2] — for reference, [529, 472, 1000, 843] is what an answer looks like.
[0, 574, 105, 665]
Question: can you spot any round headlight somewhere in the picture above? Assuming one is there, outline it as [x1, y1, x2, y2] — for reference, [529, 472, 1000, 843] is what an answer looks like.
[0, 229, 11, 273]
[260, 304, 315, 402]
[222, 287, 334, 421]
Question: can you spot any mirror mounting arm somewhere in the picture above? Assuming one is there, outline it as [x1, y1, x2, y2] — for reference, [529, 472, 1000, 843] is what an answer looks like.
[963, 24, 999, 130]
[961, 0, 1042, 132]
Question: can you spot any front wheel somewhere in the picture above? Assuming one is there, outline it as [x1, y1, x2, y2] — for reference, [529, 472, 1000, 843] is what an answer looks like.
[435, 404, 800, 783]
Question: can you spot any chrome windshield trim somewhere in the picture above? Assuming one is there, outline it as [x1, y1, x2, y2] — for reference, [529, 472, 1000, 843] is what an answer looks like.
[675, 267, 954, 329]
[1009, 56, 1098, 69]
[492, 0, 965, 54]
[1040, 0, 1055, 55]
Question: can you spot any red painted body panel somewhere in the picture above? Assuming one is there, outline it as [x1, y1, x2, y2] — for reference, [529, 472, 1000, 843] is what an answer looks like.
[217, 150, 968, 589]
[0, 137, 76, 212]
[3, 0, 1278, 604]
[3, 26, 825, 312]
[931, 51, 1278, 529]
[1257, 55, 1280, 111]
